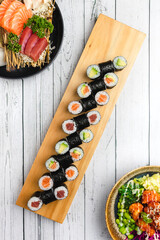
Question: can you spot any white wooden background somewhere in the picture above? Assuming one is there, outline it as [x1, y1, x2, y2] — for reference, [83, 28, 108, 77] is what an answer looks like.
[0, 0, 159, 239]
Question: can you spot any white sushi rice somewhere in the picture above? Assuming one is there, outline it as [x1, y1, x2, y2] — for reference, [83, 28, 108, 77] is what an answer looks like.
[68, 101, 83, 115]
[87, 64, 101, 79]
[113, 56, 127, 70]
[95, 91, 110, 106]
[77, 83, 91, 98]
[45, 157, 60, 172]
[80, 129, 93, 143]
[54, 185, 68, 200]
[62, 119, 77, 134]
[87, 110, 101, 125]
[65, 165, 79, 181]
[27, 196, 43, 211]
[104, 72, 119, 88]
[69, 147, 84, 162]
[55, 140, 69, 154]
[38, 175, 53, 191]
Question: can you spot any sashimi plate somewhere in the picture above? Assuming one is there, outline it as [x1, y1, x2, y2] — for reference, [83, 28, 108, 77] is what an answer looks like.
[0, 2, 63, 79]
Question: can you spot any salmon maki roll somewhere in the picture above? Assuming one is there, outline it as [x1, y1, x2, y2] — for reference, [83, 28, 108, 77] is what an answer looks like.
[1, 0, 23, 31]
[0, 0, 11, 24]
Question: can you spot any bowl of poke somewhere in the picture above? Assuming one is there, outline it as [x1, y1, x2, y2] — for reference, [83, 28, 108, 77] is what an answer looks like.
[105, 166, 160, 240]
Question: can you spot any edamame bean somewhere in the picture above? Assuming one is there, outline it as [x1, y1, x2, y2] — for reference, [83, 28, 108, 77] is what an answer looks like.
[128, 234, 134, 239]
[116, 219, 120, 224]
[124, 212, 131, 219]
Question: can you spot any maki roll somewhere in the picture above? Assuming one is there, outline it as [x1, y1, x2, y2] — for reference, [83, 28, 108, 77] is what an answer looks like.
[88, 79, 107, 94]
[104, 72, 118, 88]
[40, 188, 56, 204]
[55, 140, 69, 155]
[45, 157, 60, 172]
[73, 114, 90, 131]
[87, 111, 101, 125]
[65, 165, 79, 181]
[39, 173, 54, 191]
[77, 83, 91, 98]
[95, 91, 110, 106]
[66, 132, 82, 149]
[68, 101, 83, 115]
[69, 147, 84, 162]
[27, 191, 43, 211]
[80, 95, 97, 112]
[62, 119, 77, 135]
[80, 129, 94, 143]
[54, 184, 68, 200]
[113, 56, 127, 70]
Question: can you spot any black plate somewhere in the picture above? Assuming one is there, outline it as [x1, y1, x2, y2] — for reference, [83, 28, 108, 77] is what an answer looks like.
[0, 2, 63, 79]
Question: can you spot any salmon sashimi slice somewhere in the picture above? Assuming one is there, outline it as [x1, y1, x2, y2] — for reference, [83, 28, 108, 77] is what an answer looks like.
[19, 26, 32, 53]
[30, 37, 48, 62]
[10, 5, 32, 35]
[1, 0, 23, 32]
[0, 0, 11, 23]
[24, 33, 39, 57]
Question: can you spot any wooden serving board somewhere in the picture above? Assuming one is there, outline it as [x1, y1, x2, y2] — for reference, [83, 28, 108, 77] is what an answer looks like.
[16, 14, 146, 223]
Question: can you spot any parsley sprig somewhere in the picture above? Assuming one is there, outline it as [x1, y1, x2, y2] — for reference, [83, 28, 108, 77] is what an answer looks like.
[24, 15, 54, 38]
[7, 33, 21, 53]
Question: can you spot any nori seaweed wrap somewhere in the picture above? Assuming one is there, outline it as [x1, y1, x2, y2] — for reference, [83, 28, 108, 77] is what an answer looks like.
[50, 168, 67, 186]
[66, 132, 82, 149]
[80, 95, 97, 112]
[99, 60, 115, 74]
[88, 79, 107, 94]
[40, 188, 56, 204]
[73, 114, 90, 131]
[53, 153, 73, 169]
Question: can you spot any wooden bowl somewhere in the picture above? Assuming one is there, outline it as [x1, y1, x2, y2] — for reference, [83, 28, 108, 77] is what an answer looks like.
[105, 166, 160, 240]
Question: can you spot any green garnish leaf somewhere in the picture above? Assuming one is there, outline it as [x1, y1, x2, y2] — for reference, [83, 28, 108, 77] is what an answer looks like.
[141, 212, 153, 224]
[7, 33, 21, 53]
[24, 15, 54, 38]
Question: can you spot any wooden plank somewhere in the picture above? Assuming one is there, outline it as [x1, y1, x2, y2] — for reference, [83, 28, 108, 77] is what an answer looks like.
[0, 79, 23, 240]
[84, 1, 116, 240]
[16, 14, 146, 223]
[53, 0, 85, 239]
[116, 0, 149, 179]
[150, 0, 160, 166]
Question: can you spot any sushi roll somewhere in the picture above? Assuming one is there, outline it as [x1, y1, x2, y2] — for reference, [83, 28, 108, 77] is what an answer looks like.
[103, 72, 119, 88]
[113, 56, 127, 70]
[95, 91, 110, 106]
[45, 157, 60, 172]
[62, 119, 77, 135]
[80, 129, 94, 143]
[69, 147, 84, 162]
[87, 111, 101, 125]
[27, 191, 43, 211]
[80, 95, 97, 112]
[88, 79, 107, 94]
[99, 60, 115, 75]
[55, 139, 69, 155]
[87, 65, 101, 80]
[68, 101, 83, 115]
[65, 165, 79, 181]
[66, 132, 82, 149]
[54, 184, 68, 200]
[39, 173, 54, 191]
[40, 188, 56, 204]
[77, 83, 91, 98]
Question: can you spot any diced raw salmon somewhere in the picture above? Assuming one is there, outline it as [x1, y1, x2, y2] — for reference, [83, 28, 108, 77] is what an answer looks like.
[19, 26, 32, 53]
[30, 37, 48, 62]
[10, 4, 32, 35]
[1, 0, 23, 31]
[24, 33, 39, 56]
[0, 0, 11, 24]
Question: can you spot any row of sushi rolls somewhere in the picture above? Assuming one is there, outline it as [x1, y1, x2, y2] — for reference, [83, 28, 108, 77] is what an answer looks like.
[28, 56, 127, 211]
[0, 0, 54, 68]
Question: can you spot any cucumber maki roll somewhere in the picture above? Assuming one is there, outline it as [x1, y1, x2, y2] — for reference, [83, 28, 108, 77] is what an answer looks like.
[80, 95, 97, 112]
[80, 129, 94, 143]
[99, 60, 115, 75]
[87, 65, 101, 80]
[77, 83, 91, 98]
[55, 140, 69, 155]
[65, 165, 79, 181]
[69, 147, 84, 162]
[87, 111, 101, 125]
[95, 91, 110, 106]
[68, 101, 83, 115]
[113, 56, 127, 70]
[66, 132, 82, 149]
[104, 72, 119, 88]
[88, 78, 107, 94]
[27, 192, 43, 211]
[62, 119, 77, 135]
